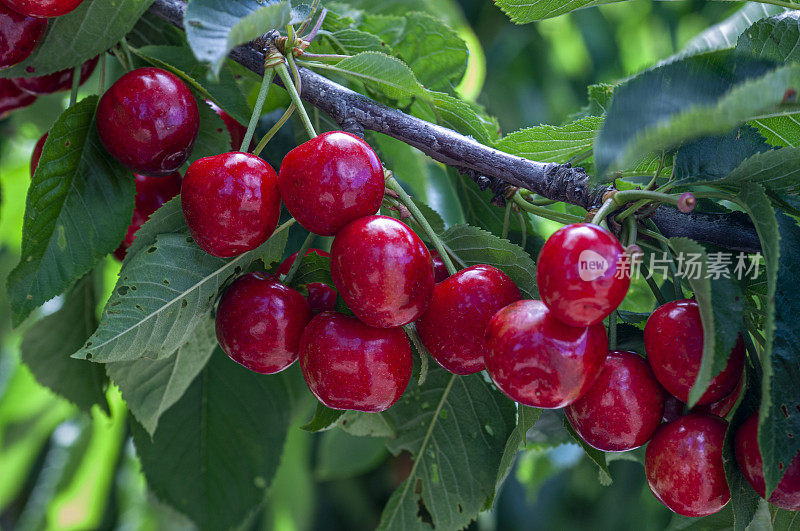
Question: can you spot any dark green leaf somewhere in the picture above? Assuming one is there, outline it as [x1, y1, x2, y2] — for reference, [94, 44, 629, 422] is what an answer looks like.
[415, 92, 499, 146]
[301, 402, 344, 432]
[675, 126, 772, 183]
[20, 276, 107, 413]
[313, 28, 392, 55]
[132, 350, 291, 530]
[496, 405, 542, 485]
[126, 11, 186, 48]
[188, 96, 234, 164]
[7, 97, 135, 326]
[772, 505, 800, 530]
[714, 147, 800, 194]
[316, 429, 388, 480]
[752, 115, 800, 148]
[737, 11, 800, 63]
[681, 4, 788, 57]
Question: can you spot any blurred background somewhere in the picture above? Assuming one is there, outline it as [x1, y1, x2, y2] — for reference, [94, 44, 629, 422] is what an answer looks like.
[0, 0, 746, 529]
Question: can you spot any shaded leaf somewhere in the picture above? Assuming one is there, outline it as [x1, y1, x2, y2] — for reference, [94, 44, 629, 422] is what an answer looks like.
[681, 3, 787, 57]
[496, 405, 542, 485]
[301, 402, 344, 432]
[338, 410, 397, 438]
[675, 126, 772, 183]
[316, 429, 388, 480]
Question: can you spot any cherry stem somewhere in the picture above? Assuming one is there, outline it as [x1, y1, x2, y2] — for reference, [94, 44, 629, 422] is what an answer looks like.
[385, 176, 458, 275]
[120, 37, 135, 72]
[638, 263, 668, 306]
[98, 53, 107, 94]
[516, 209, 527, 249]
[403, 323, 429, 386]
[241, 68, 276, 152]
[625, 216, 637, 247]
[591, 197, 617, 225]
[69, 65, 81, 107]
[643, 218, 683, 299]
[253, 104, 296, 157]
[502, 201, 512, 240]
[283, 232, 315, 285]
[513, 191, 584, 225]
[608, 311, 618, 350]
[298, 52, 350, 63]
[276, 62, 317, 139]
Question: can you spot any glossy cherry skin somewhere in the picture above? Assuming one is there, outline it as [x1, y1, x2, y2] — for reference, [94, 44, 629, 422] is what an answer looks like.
[13, 56, 96, 95]
[0, 4, 46, 69]
[30, 131, 46, 176]
[275, 248, 337, 313]
[182, 152, 281, 257]
[0, 77, 35, 118]
[416, 265, 520, 375]
[645, 299, 745, 405]
[299, 312, 412, 412]
[2, 0, 84, 18]
[216, 272, 312, 374]
[114, 172, 182, 260]
[735, 411, 800, 510]
[207, 100, 247, 151]
[692, 374, 743, 418]
[645, 414, 730, 517]
[331, 215, 434, 328]
[96, 67, 199, 176]
[485, 300, 608, 409]
[429, 249, 450, 283]
[565, 351, 667, 451]
[537, 223, 630, 327]
[278, 131, 385, 236]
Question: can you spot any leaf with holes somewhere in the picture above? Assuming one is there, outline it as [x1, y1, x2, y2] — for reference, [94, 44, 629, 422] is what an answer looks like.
[131, 350, 291, 529]
[7, 97, 134, 327]
[378, 365, 516, 530]
[72, 222, 290, 363]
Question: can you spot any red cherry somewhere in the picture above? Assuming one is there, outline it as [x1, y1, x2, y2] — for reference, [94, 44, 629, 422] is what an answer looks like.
[565, 351, 667, 451]
[735, 411, 800, 511]
[416, 265, 520, 375]
[662, 395, 685, 423]
[96, 67, 199, 177]
[485, 300, 608, 409]
[216, 272, 312, 374]
[0, 77, 36, 118]
[1, 0, 84, 18]
[12, 56, 97, 95]
[429, 248, 450, 283]
[114, 172, 182, 260]
[536, 223, 630, 326]
[278, 131, 385, 236]
[692, 374, 743, 418]
[645, 299, 745, 405]
[645, 414, 730, 517]
[331, 215, 434, 328]
[275, 249, 337, 314]
[299, 312, 412, 412]
[0, 4, 46, 69]
[30, 131, 46, 176]
[182, 152, 281, 258]
[206, 100, 247, 151]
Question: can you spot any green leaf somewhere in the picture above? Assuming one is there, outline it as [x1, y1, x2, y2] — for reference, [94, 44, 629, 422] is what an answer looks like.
[441, 224, 538, 298]
[496, 116, 603, 163]
[0, 0, 155, 78]
[771, 505, 800, 530]
[667, 238, 744, 407]
[378, 366, 516, 530]
[496, 405, 542, 486]
[20, 276, 107, 414]
[106, 317, 217, 436]
[494, 0, 624, 23]
[712, 147, 800, 194]
[752, 114, 800, 148]
[337, 410, 397, 438]
[301, 402, 344, 432]
[737, 11, 800, 63]
[314, 28, 392, 55]
[315, 429, 388, 480]
[680, 4, 788, 58]
[72, 222, 290, 363]
[121, 197, 186, 266]
[674, 126, 772, 184]
[184, 0, 293, 75]
[7, 97, 135, 326]
[188, 95, 235, 165]
[564, 416, 612, 485]
[131, 350, 291, 530]
[126, 11, 186, 48]
[595, 50, 800, 177]
[288, 252, 335, 290]
[424, 92, 500, 145]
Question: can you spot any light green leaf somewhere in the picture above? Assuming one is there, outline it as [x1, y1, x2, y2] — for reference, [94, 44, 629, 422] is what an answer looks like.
[737, 11, 800, 62]
[496, 116, 603, 163]
[314, 28, 392, 55]
[752, 114, 800, 148]
[494, 0, 623, 23]
[681, 3, 787, 57]
[337, 410, 397, 438]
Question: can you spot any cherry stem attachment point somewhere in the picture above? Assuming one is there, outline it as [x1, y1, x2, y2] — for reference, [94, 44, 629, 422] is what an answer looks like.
[385, 175, 457, 276]
[241, 68, 276, 152]
[513, 191, 583, 225]
[283, 231, 316, 285]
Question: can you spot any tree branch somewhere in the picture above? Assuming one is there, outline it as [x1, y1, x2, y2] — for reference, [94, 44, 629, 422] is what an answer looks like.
[147, 0, 761, 253]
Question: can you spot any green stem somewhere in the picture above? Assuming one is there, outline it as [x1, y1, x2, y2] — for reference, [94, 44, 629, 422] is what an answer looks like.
[625, 216, 638, 247]
[69, 65, 81, 106]
[608, 311, 618, 350]
[253, 104, 295, 157]
[386, 176, 457, 275]
[502, 201, 512, 240]
[639, 263, 668, 306]
[120, 37, 134, 72]
[98, 53, 106, 94]
[513, 192, 584, 225]
[277, 59, 317, 139]
[299, 52, 350, 62]
[517, 209, 527, 249]
[283, 232, 315, 285]
[643, 218, 683, 299]
[241, 68, 276, 152]
[591, 198, 617, 225]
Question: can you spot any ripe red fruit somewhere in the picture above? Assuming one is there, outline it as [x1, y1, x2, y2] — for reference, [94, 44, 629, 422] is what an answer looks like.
[645, 299, 745, 405]
[735, 411, 800, 511]
[692, 374, 743, 418]
[275, 249, 337, 314]
[278, 131, 385, 236]
[537, 223, 630, 326]
[645, 414, 730, 517]
[13, 56, 97, 95]
[1, 0, 84, 18]
[207, 100, 247, 151]
[114, 172, 182, 260]
[485, 299, 608, 409]
[216, 272, 312, 374]
[30, 131, 46, 176]
[416, 265, 520, 375]
[565, 351, 667, 451]
[299, 312, 412, 412]
[0, 4, 47, 69]
[0, 78, 35, 118]
[429, 248, 449, 283]
[96, 67, 199, 177]
[182, 152, 281, 258]
[331, 215, 434, 328]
